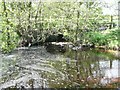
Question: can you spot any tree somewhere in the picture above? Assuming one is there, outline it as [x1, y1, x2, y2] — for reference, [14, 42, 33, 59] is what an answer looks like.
[0, 1, 18, 53]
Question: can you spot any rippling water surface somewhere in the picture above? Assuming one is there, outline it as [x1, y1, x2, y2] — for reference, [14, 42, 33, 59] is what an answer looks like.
[0, 46, 119, 89]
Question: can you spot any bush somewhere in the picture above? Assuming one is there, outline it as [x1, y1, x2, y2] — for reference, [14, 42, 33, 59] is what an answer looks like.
[87, 31, 108, 46]
[86, 28, 119, 48]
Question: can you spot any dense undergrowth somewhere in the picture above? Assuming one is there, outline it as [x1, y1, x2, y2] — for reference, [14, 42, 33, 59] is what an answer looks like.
[0, 2, 119, 53]
[86, 28, 119, 49]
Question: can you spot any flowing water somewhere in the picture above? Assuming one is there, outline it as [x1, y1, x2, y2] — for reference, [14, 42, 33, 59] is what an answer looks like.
[0, 45, 120, 89]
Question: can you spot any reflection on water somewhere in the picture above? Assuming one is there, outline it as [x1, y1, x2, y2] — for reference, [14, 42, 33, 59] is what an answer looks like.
[0, 46, 119, 89]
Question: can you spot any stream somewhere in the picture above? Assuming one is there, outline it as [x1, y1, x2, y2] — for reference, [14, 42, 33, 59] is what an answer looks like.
[0, 45, 120, 89]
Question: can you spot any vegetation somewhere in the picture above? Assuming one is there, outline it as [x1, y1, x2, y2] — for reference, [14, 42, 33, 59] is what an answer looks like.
[0, 1, 119, 89]
[86, 28, 119, 48]
[0, 1, 119, 53]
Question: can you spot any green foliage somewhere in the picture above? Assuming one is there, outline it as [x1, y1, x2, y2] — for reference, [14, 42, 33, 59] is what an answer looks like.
[87, 31, 108, 46]
[106, 28, 119, 48]
[1, 29, 19, 53]
[0, 2, 118, 53]
[87, 28, 119, 48]
[0, 2, 19, 53]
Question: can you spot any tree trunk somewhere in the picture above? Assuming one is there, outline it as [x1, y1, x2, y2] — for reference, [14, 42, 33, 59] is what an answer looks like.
[109, 15, 113, 29]
[3, 1, 10, 47]
[75, 10, 80, 45]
